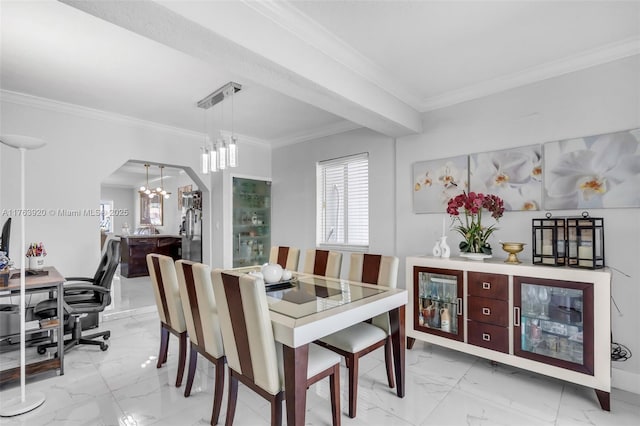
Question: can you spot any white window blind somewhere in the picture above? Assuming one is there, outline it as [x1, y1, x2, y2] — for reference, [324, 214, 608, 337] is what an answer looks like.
[317, 153, 369, 248]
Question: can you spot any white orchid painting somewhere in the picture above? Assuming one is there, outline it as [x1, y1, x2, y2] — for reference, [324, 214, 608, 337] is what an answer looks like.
[413, 155, 468, 213]
[470, 145, 542, 211]
[543, 128, 640, 209]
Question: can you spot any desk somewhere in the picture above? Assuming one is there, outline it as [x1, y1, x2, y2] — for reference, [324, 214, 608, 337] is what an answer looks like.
[0, 267, 65, 383]
[227, 268, 408, 426]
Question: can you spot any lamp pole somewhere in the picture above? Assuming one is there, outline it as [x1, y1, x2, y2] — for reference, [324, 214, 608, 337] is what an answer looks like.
[0, 135, 47, 416]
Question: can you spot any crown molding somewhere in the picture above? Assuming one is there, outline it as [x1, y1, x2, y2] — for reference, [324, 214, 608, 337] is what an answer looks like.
[0, 89, 203, 140]
[218, 130, 270, 148]
[420, 36, 640, 112]
[269, 120, 362, 148]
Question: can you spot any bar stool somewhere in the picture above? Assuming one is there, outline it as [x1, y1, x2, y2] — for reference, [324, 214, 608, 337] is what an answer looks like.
[146, 253, 187, 387]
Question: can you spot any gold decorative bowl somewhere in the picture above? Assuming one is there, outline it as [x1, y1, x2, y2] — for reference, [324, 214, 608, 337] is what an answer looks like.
[501, 242, 526, 264]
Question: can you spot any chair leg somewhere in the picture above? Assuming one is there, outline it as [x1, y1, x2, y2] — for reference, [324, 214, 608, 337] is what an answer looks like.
[330, 364, 341, 426]
[384, 337, 395, 389]
[211, 358, 225, 425]
[176, 331, 187, 387]
[157, 325, 169, 368]
[225, 373, 239, 426]
[271, 392, 284, 426]
[185, 343, 198, 397]
[347, 353, 359, 418]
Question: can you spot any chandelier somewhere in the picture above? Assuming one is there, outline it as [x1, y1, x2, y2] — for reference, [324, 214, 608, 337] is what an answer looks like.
[198, 81, 242, 174]
[139, 164, 171, 199]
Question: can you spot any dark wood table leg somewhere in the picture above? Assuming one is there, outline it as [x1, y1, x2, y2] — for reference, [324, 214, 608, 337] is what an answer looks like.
[389, 304, 406, 398]
[595, 389, 610, 411]
[283, 344, 309, 426]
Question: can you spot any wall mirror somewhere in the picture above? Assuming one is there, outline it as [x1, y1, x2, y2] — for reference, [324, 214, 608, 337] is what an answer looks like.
[140, 195, 163, 226]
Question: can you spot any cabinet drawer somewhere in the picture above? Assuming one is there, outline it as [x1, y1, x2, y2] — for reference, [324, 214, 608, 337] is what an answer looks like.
[468, 321, 508, 353]
[468, 271, 508, 300]
[468, 296, 509, 327]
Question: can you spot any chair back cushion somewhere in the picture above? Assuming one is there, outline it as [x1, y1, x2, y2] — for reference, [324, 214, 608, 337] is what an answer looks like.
[302, 249, 342, 278]
[349, 253, 399, 333]
[269, 246, 300, 271]
[176, 260, 224, 358]
[211, 269, 280, 395]
[147, 254, 186, 332]
[348, 253, 398, 288]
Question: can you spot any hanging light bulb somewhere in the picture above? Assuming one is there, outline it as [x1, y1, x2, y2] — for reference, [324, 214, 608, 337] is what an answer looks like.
[218, 138, 227, 170]
[201, 146, 210, 174]
[228, 136, 238, 168]
[210, 142, 218, 172]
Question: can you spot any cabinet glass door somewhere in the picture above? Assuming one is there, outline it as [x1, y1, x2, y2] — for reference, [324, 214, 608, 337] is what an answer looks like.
[232, 177, 271, 267]
[414, 267, 464, 341]
[514, 276, 594, 375]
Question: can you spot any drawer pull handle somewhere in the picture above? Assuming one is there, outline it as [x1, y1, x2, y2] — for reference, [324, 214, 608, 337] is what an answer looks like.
[482, 282, 491, 290]
[482, 307, 491, 316]
[482, 333, 491, 341]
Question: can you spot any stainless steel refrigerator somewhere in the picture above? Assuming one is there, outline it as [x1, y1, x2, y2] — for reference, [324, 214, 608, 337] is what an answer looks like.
[181, 190, 202, 263]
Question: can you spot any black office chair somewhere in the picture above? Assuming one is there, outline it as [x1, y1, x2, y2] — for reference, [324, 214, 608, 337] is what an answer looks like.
[34, 238, 121, 354]
[0, 218, 11, 257]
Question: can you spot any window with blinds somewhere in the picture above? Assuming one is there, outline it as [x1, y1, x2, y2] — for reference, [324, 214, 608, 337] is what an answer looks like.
[316, 153, 369, 249]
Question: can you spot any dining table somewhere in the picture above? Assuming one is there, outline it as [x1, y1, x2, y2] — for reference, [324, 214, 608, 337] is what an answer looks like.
[226, 267, 408, 426]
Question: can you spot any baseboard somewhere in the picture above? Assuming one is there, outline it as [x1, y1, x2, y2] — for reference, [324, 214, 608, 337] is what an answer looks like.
[612, 366, 640, 395]
[102, 304, 157, 322]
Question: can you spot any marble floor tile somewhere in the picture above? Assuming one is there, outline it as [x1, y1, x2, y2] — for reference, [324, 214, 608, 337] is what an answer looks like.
[2, 272, 638, 426]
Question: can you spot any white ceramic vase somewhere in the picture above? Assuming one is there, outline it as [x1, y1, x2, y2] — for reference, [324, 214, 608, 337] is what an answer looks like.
[439, 236, 451, 258]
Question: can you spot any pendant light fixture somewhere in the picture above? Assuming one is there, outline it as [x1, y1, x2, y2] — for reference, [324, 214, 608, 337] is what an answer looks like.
[197, 82, 242, 173]
[139, 164, 171, 199]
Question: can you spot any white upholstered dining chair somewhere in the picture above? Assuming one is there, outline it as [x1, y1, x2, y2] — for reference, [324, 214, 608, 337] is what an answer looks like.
[269, 246, 300, 271]
[302, 249, 342, 278]
[146, 253, 187, 388]
[175, 260, 225, 425]
[317, 253, 399, 418]
[211, 269, 342, 426]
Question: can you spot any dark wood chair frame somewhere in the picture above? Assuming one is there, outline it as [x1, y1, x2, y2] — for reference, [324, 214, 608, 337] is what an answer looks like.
[225, 361, 341, 426]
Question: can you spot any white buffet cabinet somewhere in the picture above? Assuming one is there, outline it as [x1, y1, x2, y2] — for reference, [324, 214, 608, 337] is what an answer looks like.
[406, 255, 611, 410]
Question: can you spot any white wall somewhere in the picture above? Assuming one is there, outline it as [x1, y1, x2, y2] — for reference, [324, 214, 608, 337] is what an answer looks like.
[0, 96, 210, 277]
[271, 127, 395, 276]
[395, 55, 640, 393]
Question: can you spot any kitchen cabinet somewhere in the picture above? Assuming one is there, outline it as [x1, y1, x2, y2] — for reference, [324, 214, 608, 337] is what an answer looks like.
[120, 235, 181, 278]
[406, 256, 611, 411]
[232, 177, 271, 267]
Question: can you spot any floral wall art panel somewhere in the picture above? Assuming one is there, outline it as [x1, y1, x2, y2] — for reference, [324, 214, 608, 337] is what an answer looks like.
[469, 145, 542, 211]
[543, 128, 640, 209]
[413, 155, 468, 213]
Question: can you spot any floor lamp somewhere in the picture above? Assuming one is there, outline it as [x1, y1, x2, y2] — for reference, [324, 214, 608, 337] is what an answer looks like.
[0, 135, 47, 416]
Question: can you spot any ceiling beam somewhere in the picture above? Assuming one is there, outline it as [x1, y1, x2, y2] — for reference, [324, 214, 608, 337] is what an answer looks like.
[60, 0, 423, 137]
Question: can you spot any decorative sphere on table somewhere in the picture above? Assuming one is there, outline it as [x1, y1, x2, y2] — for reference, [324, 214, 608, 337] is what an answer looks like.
[261, 263, 283, 283]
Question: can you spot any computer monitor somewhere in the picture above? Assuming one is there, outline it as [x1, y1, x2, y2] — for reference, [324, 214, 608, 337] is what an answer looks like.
[0, 218, 11, 258]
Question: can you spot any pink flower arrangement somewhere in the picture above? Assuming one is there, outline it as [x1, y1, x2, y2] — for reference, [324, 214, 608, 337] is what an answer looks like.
[25, 242, 47, 257]
[447, 192, 505, 254]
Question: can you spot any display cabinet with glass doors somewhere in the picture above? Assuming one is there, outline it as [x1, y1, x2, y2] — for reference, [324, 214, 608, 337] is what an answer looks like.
[232, 177, 271, 267]
[413, 266, 464, 342]
[406, 256, 611, 411]
[514, 276, 593, 375]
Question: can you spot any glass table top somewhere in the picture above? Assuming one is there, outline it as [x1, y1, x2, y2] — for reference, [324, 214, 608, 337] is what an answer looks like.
[225, 267, 388, 319]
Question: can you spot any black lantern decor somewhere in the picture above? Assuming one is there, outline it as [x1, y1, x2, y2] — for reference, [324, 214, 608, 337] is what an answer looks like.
[532, 213, 567, 266]
[567, 212, 604, 269]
